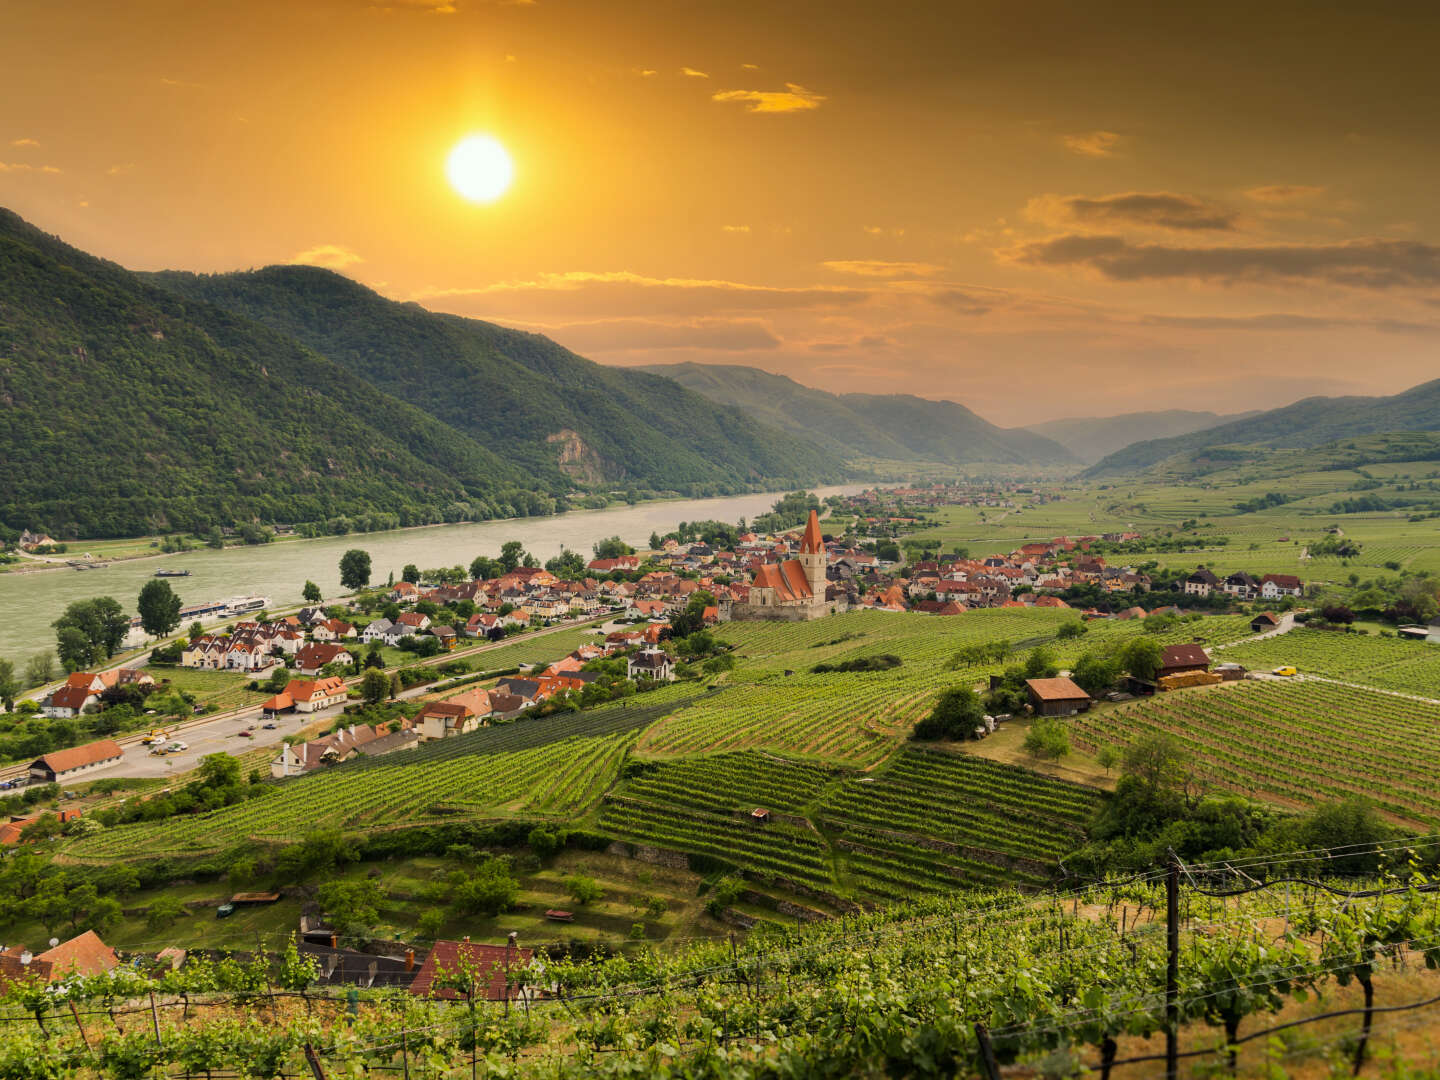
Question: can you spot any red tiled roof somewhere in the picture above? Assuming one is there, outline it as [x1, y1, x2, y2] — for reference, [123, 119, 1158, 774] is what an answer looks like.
[1025, 677, 1090, 702]
[0, 931, 118, 987]
[33, 739, 124, 775]
[410, 939, 534, 1000]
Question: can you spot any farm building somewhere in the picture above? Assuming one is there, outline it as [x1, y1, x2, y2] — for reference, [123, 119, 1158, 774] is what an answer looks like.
[408, 935, 540, 1002]
[1025, 677, 1092, 716]
[1250, 612, 1280, 633]
[1158, 644, 1210, 679]
[0, 931, 118, 988]
[29, 739, 125, 783]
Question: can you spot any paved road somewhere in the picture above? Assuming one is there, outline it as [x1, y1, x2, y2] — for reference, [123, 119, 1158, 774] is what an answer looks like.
[1213, 611, 1297, 651]
[2, 615, 613, 787]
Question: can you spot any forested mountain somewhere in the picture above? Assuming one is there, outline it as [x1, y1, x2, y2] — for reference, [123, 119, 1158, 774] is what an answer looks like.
[0, 210, 550, 537]
[1085, 379, 1440, 477]
[0, 208, 841, 538]
[1023, 408, 1256, 464]
[147, 269, 840, 494]
[636, 362, 1076, 465]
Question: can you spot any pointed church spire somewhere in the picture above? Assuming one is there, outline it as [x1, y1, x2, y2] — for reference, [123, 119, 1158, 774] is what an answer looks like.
[800, 509, 824, 554]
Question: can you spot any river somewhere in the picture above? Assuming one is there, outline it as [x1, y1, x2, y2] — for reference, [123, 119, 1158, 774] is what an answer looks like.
[0, 486, 866, 660]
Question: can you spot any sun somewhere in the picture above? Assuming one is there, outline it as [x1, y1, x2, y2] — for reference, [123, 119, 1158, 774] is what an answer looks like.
[446, 135, 514, 203]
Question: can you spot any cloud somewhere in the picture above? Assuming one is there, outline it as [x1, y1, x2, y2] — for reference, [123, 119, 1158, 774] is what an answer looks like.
[291, 244, 365, 269]
[415, 270, 870, 317]
[863, 225, 905, 238]
[712, 83, 825, 113]
[1061, 130, 1123, 157]
[634, 68, 656, 77]
[1140, 312, 1439, 334]
[541, 317, 781, 352]
[721, 224, 751, 233]
[0, 162, 61, 174]
[927, 289, 993, 315]
[1025, 191, 1238, 232]
[1005, 234, 1440, 289]
[741, 62, 759, 70]
[681, 67, 710, 78]
[822, 259, 942, 278]
[106, 163, 135, 176]
[10, 138, 38, 148]
[158, 76, 204, 88]
[1245, 185, 1327, 203]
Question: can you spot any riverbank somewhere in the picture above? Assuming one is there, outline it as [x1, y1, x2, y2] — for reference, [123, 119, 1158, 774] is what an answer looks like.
[0, 484, 866, 660]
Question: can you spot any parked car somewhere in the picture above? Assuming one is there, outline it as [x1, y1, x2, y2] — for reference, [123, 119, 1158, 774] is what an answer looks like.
[262, 722, 277, 729]
[238, 730, 253, 738]
[1272, 666, 1299, 677]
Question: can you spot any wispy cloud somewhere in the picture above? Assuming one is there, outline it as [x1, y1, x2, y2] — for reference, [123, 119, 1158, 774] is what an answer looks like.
[721, 224, 751, 233]
[0, 162, 61, 174]
[106, 163, 135, 177]
[9, 138, 39, 149]
[291, 244, 365, 269]
[712, 83, 825, 114]
[740, 62, 759, 70]
[1061, 130, 1123, 157]
[681, 67, 710, 78]
[634, 68, 656, 77]
[1005, 234, 1440, 289]
[1140, 312, 1439, 334]
[822, 259, 941, 278]
[539, 317, 781, 352]
[863, 225, 905, 238]
[1025, 191, 1238, 232]
[1244, 184, 1326, 203]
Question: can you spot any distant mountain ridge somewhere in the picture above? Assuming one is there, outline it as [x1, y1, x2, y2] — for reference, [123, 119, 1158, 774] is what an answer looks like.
[635, 362, 1076, 466]
[1084, 379, 1440, 477]
[1022, 409, 1259, 465]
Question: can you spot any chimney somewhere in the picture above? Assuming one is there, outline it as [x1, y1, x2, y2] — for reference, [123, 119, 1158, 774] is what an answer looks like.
[506, 931, 517, 966]
[330, 933, 338, 948]
[405, 948, 415, 971]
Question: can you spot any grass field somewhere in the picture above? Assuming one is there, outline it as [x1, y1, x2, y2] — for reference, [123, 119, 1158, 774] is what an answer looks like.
[1216, 628, 1440, 698]
[1069, 680, 1440, 827]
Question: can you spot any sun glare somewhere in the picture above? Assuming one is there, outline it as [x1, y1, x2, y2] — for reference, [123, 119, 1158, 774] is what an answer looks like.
[446, 134, 514, 203]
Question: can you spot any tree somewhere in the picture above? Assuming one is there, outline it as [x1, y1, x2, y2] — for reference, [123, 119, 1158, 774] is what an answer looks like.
[361, 669, 390, 704]
[469, 554, 500, 580]
[499, 541, 527, 573]
[339, 549, 372, 591]
[564, 874, 605, 906]
[188, 621, 205, 641]
[23, 652, 55, 688]
[593, 536, 634, 559]
[0, 659, 17, 712]
[1023, 718, 1071, 760]
[137, 579, 183, 638]
[912, 686, 986, 741]
[1071, 651, 1120, 696]
[146, 895, 187, 931]
[1056, 621, 1088, 640]
[452, 859, 519, 916]
[197, 752, 242, 790]
[317, 879, 384, 936]
[56, 626, 94, 673]
[545, 549, 587, 578]
[53, 597, 129, 665]
[401, 564, 421, 584]
[416, 908, 446, 941]
[302, 580, 322, 603]
[1118, 637, 1164, 683]
[389, 670, 402, 699]
[1097, 745, 1119, 776]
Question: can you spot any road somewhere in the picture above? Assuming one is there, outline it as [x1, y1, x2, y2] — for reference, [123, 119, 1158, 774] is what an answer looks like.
[2, 614, 613, 787]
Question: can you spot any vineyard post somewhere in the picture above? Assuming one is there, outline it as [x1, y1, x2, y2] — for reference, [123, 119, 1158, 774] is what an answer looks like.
[1166, 857, 1180, 1080]
[401, 1026, 410, 1080]
[149, 989, 163, 1049]
[974, 1023, 1001, 1080]
[67, 999, 90, 1052]
[303, 1043, 328, 1080]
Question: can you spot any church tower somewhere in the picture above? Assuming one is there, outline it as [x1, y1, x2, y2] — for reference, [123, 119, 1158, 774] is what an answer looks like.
[798, 509, 827, 609]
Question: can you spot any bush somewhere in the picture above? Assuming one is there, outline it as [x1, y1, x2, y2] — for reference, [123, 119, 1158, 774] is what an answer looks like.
[564, 874, 605, 906]
[912, 686, 986, 741]
[1022, 718, 1070, 760]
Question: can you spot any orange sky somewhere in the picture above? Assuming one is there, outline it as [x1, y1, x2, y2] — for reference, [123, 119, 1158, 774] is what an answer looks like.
[4, 0, 1440, 424]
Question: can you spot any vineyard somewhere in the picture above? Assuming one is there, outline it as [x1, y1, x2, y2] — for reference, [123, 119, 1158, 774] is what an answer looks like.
[636, 609, 1255, 766]
[10, 843, 1440, 1079]
[62, 689, 705, 863]
[1070, 679, 1440, 826]
[1218, 627, 1440, 698]
[598, 748, 1098, 898]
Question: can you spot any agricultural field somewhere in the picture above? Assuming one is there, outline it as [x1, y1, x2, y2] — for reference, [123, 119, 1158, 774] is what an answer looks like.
[637, 608, 1253, 766]
[598, 747, 1098, 899]
[62, 688, 704, 862]
[147, 666, 270, 712]
[1069, 679, 1440, 827]
[1218, 628, 1440, 699]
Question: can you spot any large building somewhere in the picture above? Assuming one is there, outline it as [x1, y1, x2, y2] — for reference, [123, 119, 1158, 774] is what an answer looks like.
[723, 510, 832, 622]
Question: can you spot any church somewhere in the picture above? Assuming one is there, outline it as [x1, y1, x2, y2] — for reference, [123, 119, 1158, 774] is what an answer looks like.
[722, 510, 833, 622]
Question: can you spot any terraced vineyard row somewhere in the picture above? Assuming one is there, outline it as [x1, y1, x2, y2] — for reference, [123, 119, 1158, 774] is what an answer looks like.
[1219, 628, 1440, 698]
[637, 610, 1255, 765]
[599, 748, 1098, 898]
[1070, 680, 1440, 826]
[65, 732, 639, 861]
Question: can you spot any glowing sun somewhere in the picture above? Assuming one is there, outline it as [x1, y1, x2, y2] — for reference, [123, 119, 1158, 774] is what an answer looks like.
[446, 135, 514, 203]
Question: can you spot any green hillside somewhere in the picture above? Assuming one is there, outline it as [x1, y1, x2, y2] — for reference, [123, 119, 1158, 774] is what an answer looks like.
[1086, 379, 1440, 477]
[636, 361, 1076, 465]
[0, 209, 548, 537]
[1023, 407, 1256, 464]
[148, 270, 843, 494]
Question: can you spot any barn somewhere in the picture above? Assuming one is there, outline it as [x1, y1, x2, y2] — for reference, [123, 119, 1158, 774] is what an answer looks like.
[1025, 677, 1092, 717]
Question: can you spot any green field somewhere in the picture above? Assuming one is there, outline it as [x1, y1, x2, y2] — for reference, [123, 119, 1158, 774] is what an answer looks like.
[1070, 680, 1440, 827]
[599, 746, 1099, 898]
[1217, 628, 1440, 698]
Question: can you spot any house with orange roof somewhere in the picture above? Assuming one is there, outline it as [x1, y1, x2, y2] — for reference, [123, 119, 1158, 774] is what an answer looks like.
[261, 676, 349, 716]
[0, 931, 118, 989]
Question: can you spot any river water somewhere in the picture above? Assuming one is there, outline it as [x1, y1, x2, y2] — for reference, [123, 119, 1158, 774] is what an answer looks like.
[0, 486, 865, 660]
